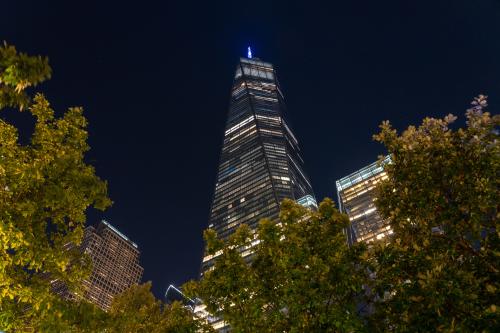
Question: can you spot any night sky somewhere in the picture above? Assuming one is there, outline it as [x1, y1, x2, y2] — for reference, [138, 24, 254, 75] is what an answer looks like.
[3, 0, 500, 298]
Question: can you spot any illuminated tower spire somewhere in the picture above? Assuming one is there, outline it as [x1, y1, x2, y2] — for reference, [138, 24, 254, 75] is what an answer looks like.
[247, 46, 252, 58]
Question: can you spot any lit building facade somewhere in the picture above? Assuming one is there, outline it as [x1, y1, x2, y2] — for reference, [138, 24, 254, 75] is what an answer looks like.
[80, 220, 143, 310]
[202, 53, 316, 273]
[336, 156, 393, 245]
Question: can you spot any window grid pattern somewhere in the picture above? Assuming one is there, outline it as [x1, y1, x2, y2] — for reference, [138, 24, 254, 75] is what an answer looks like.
[81, 221, 143, 311]
[336, 157, 393, 245]
[202, 57, 315, 273]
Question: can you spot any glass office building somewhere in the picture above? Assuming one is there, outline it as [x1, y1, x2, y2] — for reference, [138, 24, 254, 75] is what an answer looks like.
[336, 156, 393, 245]
[201, 54, 316, 273]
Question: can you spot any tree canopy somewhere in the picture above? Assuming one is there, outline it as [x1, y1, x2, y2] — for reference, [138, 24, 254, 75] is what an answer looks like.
[0, 43, 111, 330]
[0, 44, 207, 333]
[185, 198, 369, 333]
[368, 95, 499, 332]
[31, 282, 210, 333]
[108, 282, 214, 333]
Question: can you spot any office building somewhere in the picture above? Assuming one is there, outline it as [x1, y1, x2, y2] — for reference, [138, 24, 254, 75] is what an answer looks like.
[336, 156, 393, 245]
[202, 50, 316, 273]
[197, 50, 316, 332]
[80, 220, 143, 310]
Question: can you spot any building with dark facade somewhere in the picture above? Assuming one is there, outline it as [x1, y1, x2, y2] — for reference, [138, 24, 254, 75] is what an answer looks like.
[336, 156, 393, 245]
[201, 52, 316, 273]
[80, 220, 143, 310]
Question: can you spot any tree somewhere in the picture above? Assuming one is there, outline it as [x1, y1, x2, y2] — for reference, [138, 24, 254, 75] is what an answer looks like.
[185, 198, 369, 333]
[368, 95, 499, 331]
[0, 43, 111, 330]
[107, 282, 214, 333]
[35, 297, 108, 333]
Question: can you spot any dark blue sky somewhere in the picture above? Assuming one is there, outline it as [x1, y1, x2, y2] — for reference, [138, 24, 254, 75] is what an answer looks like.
[3, 0, 500, 298]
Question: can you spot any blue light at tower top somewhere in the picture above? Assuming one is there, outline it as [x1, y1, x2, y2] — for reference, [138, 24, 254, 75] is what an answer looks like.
[247, 46, 252, 58]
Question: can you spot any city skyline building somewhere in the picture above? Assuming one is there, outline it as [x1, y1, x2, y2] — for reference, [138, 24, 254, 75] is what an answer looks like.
[196, 51, 317, 332]
[201, 52, 316, 274]
[80, 220, 143, 310]
[336, 156, 393, 245]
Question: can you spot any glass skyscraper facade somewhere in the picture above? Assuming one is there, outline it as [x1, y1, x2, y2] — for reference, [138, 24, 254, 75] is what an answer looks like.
[336, 156, 393, 245]
[201, 55, 316, 273]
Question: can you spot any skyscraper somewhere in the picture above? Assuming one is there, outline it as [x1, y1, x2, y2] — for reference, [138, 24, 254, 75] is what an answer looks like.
[336, 156, 393, 245]
[201, 51, 316, 273]
[80, 220, 143, 310]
